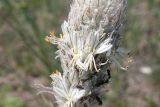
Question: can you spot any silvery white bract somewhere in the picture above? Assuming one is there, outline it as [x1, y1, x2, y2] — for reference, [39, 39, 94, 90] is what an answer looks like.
[41, 0, 127, 107]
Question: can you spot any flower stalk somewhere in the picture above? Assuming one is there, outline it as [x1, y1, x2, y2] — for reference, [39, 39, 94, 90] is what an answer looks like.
[40, 0, 127, 107]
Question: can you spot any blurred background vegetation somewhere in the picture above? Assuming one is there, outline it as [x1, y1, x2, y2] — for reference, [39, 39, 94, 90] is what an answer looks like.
[0, 0, 159, 107]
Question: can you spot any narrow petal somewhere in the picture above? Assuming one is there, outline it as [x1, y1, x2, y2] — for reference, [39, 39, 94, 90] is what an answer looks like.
[96, 44, 112, 54]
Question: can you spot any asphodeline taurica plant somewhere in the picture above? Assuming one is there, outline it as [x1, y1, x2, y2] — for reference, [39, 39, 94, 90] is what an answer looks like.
[38, 0, 127, 107]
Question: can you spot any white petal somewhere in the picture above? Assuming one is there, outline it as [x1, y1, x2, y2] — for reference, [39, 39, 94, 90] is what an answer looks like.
[76, 59, 87, 70]
[96, 44, 112, 54]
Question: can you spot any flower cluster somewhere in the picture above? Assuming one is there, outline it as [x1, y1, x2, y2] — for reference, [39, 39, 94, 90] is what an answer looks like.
[49, 70, 85, 107]
[42, 0, 127, 107]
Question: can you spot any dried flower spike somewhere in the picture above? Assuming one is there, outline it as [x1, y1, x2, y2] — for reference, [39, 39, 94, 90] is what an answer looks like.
[38, 0, 127, 107]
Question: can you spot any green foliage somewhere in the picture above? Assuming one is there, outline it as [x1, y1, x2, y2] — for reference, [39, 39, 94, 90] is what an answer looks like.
[0, 0, 68, 106]
[151, 66, 160, 84]
[3, 97, 26, 107]
[146, 98, 158, 107]
[0, 0, 68, 74]
[0, 85, 11, 99]
[127, 0, 137, 7]
[113, 100, 134, 107]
